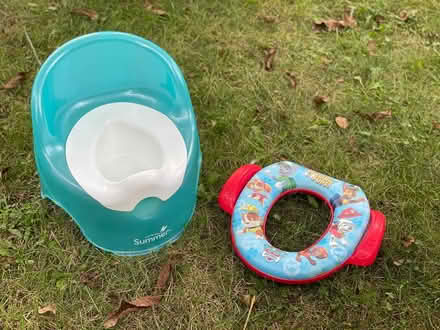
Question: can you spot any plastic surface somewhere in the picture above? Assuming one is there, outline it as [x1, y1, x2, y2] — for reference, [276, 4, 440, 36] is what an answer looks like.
[347, 210, 386, 266]
[31, 32, 202, 255]
[219, 161, 386, 284]
[66, 102, 188, 211]
[218, 164, 262, 215]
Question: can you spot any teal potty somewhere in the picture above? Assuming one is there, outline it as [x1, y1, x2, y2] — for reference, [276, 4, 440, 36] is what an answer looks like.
[31, 32, 202, 256]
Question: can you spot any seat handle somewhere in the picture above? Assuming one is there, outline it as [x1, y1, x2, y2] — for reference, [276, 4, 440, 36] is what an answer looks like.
[218, 164, 262, 215]
[346, 210, 386, 267]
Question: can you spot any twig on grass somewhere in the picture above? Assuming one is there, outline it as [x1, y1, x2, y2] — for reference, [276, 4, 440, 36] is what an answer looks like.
[24, 27, 41, 66]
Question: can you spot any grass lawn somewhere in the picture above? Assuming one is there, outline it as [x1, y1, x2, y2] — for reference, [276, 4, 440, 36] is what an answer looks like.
[1, 0, 440, 329]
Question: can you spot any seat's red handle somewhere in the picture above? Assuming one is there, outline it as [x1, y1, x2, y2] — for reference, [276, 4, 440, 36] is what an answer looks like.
[347, 210, 386, 267]
[218, 164, 262, 215]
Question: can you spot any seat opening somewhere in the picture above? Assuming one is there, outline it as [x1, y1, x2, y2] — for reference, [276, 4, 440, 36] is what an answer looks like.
[95, 120, 164, 182]
[264, 191, 333, 252]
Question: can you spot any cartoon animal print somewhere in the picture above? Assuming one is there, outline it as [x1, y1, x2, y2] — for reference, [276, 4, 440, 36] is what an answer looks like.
[247, 178, 272, 193]
[240, 203, 258, 213]
[279, 161, 297, 177]
[249, 192, 268, 205]
[296, 246, 328, 265]
[330, 184, 366, 208]
[240, 212, 264, 238]
[305, 170, 334, 188]
[273, 162, 297, 190]
[329, 218, 354, 246]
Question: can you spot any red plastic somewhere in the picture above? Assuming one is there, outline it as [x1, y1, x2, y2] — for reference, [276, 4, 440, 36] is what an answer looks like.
[218, 164, 262, 215]
[347, 210, 386, 266]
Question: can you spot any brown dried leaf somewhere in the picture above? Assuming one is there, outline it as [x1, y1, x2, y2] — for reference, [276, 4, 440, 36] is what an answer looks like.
[103, 261, 172, 328]
[240, 294, 255, 307]
[370, 111, 392, 120]
[343, 8, 357, 28]
[399, 10, 409, 21]
[335, 116, 349, 129]
[336, 78, 345, 83]
[38, 304, 56, 315]
[314, 19, 345, 32]
[313, 95, 329, 106]
[2, 72, 27, 89]
[263, 48, 277, 71]
[261, 15, 277, 23]
[242, 295, 256, 330]
[104, 296, 161, 328]
[103, 301, 142, 329]
[131, 295, 162, 307]
[433, 121, 440, 130]
[375, 15, 385, 25]
[403, 236, 415, 248]
[154, 262, 172, 293]
[80, 271, 100, 288]
[367, 40, 377, 56]
[285, 72, 297, 89]
[71, 8, 99, 20]
[314, 9, 356, 31]
[103, 297, 161, 328]
[145, 1, 168, 16]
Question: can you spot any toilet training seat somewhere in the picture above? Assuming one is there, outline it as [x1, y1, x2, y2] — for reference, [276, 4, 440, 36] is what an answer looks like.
[66, 102, 188, 212]
[218, 161, 386, 284]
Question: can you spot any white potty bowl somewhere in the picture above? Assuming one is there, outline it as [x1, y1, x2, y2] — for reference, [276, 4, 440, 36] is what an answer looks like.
[66, 102, 188, 212]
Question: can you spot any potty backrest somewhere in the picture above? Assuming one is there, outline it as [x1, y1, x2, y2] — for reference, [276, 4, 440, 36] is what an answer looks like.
[31, 32, 196, 150]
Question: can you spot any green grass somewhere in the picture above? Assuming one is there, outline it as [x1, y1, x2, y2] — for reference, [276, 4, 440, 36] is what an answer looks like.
[1, 0, 440, 329]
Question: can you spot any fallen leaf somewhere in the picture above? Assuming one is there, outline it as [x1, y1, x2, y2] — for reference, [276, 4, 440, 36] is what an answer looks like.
[261, 15, 277, 23]
[314, 9, 356, 31]
[103, 261, 172, 328]
[285, 72, 297, 89]
[145, 1, 168, 16]
[71, 8, 99, 20]
[263, 48, 277, 71]
[241, 294, 254, 306]
[2, 72, 27, 89]
[393, 259, 404, 266]
[104, 297, 161, 328]
[313, 95, 329, 106]
[80, 271, 101, 288]
[367, 40, 377, 56]
[154, 262, 172, 294]
[399, 10, 409, 21]
[433, 121, 440, 130]
[335, 116, 349, 129]
[336, 78, 345, 83]
[38, 304, 56, 315]
[375, 15, 385, 25]
[314, 19, 345, 32]
[369, 111, 392, 120]
[403, 236, 415, 248]
[343, 8, 357, 28]
[103, 301, 143, 329]
[243, 295, 256, 330]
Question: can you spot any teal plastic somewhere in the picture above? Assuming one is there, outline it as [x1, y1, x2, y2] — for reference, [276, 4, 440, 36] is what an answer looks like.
[31, 32, 202, 256]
